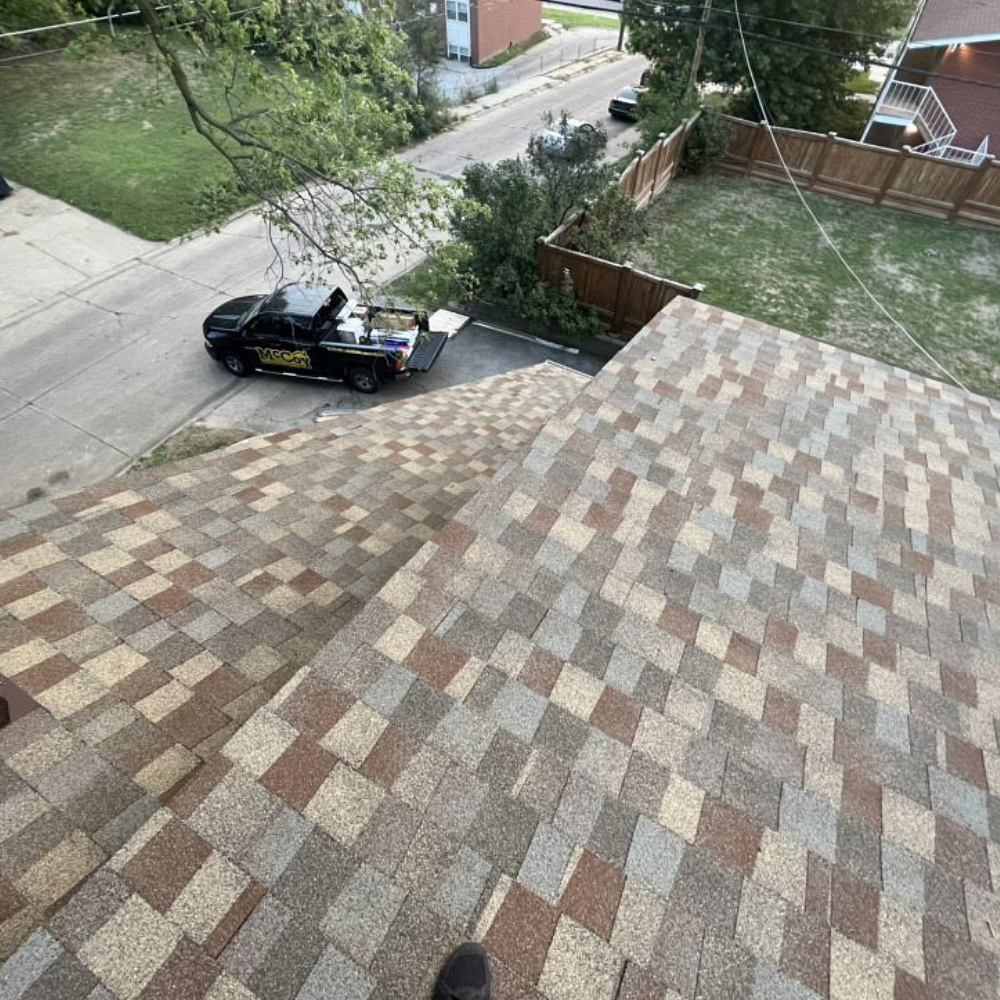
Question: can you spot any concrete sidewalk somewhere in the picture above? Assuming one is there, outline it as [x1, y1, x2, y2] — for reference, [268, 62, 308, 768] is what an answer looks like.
[0, 186, 155, 324]
[435, 26, 618, 103]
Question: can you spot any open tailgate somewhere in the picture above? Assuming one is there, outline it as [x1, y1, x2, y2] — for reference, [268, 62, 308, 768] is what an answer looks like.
[407, 331, 449, 372]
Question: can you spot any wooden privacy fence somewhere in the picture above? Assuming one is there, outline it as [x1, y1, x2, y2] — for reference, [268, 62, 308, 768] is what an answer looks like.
[721, 116, 1000, 228]
[618, 113, 700, 208]
[536, 114, 705, 336]
[537, 240, 705, 336]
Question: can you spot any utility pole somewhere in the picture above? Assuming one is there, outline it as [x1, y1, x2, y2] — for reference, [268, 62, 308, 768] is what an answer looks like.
[687, 0, 712, 94]
[617, 5, 625, 51]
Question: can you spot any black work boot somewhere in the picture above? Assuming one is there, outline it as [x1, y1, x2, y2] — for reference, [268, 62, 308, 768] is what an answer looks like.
[433, 942, 492, 1000]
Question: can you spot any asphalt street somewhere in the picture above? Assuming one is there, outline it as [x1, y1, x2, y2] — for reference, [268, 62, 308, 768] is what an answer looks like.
[0, 50, 644, 509]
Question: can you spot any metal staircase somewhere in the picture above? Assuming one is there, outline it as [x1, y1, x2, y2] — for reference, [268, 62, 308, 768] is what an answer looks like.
[872, 79, 991, 166]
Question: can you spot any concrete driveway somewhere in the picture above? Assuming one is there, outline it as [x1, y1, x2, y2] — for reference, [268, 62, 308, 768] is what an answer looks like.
[0, 50, 643, 510]
[201, 321, 604, 434]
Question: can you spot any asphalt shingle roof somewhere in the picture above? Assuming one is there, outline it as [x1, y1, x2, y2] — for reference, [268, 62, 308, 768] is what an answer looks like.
[0, 361, 586, 963]
[912, 0, 1000, 45]
[3, 299, 1000, 1000]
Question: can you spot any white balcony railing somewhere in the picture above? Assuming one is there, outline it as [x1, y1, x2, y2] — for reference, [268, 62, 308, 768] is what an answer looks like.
[873, 78, 991, 167]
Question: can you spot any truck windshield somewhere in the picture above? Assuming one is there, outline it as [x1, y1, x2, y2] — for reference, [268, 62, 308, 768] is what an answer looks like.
[242, 294, 272, 324]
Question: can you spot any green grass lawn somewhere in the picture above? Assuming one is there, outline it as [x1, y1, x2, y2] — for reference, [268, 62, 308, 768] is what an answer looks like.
[846, 69, 879, 96]
[482, 29, 550, 67]
[636, 174, 1000, 398]
[543, 4, 619, 29]
[0, 45, 250, 241]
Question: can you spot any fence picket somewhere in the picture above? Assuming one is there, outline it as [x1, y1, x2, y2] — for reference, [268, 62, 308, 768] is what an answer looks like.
[721, 118, 1000, 226]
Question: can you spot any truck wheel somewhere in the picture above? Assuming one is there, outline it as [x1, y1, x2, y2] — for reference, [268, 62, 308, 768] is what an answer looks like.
[221, 352, 251, 377]
[348, 367, 379, 394]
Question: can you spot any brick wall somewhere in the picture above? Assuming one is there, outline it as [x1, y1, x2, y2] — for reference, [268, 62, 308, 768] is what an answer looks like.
[934, 41, 1000, 148]
[471, 0, 542, 65]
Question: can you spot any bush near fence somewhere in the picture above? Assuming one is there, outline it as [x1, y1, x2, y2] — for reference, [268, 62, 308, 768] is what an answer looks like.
[536, 113, 705, 337]
[720, 116, 1000, 227]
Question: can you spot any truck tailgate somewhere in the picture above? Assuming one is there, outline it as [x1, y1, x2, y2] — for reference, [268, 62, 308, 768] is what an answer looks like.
[408, 331, 448, 372]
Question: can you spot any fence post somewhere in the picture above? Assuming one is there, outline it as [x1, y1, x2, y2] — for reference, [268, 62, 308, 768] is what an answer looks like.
[675, 113, 698, 179]
[876, 145, 910, 206]
[744, 121, 768, 177]
[810, 132, 836, 189]
[612, 261, 634, 332]
[690, 282, 706, 301]
[949, 154, 995, 222]
[629, 151, 643, 199]
[535, 235, 549, 283]
[653, 132, 668, 194]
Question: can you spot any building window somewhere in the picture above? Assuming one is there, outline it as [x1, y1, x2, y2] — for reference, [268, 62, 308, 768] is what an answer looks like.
[445, 1, 468, 21]
[447, 43, 470, 61]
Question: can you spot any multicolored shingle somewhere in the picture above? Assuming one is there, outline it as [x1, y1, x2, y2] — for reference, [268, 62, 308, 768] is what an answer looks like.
[4, 298, 1000, 1000]
[0, 363, 586, 960]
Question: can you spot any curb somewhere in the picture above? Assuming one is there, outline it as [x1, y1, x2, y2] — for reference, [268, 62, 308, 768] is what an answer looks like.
[474, 320, 580, 355]
[448, 45, 622, 123]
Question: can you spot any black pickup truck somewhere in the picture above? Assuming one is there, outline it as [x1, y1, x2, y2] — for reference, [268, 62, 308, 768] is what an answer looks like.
[202, 283, 448, 394]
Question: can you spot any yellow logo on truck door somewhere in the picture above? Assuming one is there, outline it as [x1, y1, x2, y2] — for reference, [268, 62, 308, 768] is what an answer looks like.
[252, 347, 312, 370]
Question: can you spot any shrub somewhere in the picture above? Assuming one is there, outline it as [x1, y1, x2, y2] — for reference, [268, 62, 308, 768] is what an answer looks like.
[520, 280, 605, 339]
[680, 107, 733, 174]
[826, 98, 871, 141]
[636, 68, 697, 150]
[567, 187, 646, 264]
[450, 123, 644, 336]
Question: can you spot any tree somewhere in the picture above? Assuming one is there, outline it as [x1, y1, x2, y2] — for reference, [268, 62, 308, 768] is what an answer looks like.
[449, 119, 644, 334]
[399, 1, 449, 139]
[527, 115, 617, 233]
[451, 157, 543, 304]
[0, 0, 77, 50]
[625, 0, 913, 131]
[123, 0, 451, 292]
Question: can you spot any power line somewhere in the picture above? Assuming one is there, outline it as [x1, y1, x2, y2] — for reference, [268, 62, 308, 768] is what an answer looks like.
[626, 0, 897, 45]
[593, 0, 1000, 97]
[0, 4, 172, 40]
[11, 0, 1000, 97]
[0, 2, 441, 65]
[730, 0, 970, 395]
[642, 0, 1000, 69]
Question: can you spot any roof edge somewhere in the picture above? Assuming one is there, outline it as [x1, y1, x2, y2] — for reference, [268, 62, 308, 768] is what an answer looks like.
[910, 30, 1000, 49]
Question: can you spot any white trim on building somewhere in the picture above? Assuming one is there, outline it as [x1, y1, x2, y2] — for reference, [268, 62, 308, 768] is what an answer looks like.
[445, 0, 471, 60]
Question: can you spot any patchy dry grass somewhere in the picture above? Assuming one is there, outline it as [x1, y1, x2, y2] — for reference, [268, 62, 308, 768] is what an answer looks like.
[132, 425, 252, 470]
[636, 173, 1000, 398]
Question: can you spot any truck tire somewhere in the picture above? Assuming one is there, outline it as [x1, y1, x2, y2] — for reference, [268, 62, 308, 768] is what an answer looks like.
[222, 352, 252, 377]
[348, 367, 380, 394]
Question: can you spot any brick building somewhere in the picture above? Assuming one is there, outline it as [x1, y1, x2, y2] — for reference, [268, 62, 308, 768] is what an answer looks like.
[443, 0, 542, 65]
[862, 0, 1000, 165]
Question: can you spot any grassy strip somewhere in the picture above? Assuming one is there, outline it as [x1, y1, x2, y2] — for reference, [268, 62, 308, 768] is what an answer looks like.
[846, 70, 879, 96]
[543, 5, 619, 29]
[481, 29, 549, 67]
[132, 425, 252, 470]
